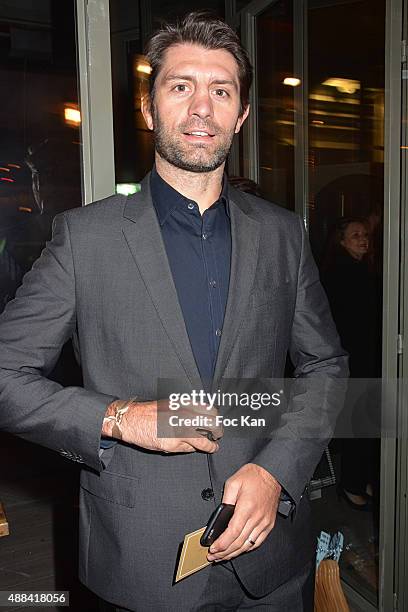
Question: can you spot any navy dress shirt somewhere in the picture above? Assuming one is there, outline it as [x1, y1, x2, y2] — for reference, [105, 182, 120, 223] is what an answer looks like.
[150, 166, 231, 388]
[100, 169, 231, 452]
[101, 170, 294, 511]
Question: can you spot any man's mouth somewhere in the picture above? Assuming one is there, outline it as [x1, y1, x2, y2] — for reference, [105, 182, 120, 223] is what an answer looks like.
[183, 130, 215, 138]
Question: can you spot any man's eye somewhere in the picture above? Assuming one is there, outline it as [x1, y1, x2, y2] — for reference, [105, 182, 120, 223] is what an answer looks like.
[174, 84, 188, 92]
[214, 89, 228, 97]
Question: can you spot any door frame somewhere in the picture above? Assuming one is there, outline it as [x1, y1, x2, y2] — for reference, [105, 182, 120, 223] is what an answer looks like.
[76, 0, 115, 204]
[395, 1, 408, 611]
[379, 1, 404, 611]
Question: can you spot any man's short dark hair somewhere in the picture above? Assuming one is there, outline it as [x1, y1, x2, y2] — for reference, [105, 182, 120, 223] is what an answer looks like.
[144, 11, 253, 115]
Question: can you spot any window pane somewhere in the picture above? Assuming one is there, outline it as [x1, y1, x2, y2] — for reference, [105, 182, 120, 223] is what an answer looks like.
[110, 0, 226, 189]
[151, 0, 224, 26]
[0, 0, 82, 311]
[256, 1, 295, 208]
[110, 0, 152, 186]
[307, 0, 385, 605]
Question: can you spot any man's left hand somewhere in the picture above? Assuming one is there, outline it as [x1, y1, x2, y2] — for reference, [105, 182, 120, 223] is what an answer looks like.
[206, 463, 282, 562]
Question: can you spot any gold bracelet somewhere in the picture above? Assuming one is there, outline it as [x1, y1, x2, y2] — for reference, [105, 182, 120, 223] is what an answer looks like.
[103, 396, 138, 441]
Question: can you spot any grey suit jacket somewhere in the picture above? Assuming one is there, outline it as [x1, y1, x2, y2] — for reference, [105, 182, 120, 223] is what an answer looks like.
[0, 174, 348, 610]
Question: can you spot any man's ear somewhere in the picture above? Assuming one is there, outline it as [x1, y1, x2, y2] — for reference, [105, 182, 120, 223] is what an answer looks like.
[141, 95, 154, 131]
[234, 104, 250, 134]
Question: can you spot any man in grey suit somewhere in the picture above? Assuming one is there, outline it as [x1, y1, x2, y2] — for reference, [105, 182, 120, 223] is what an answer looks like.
[0, 11, 347, 611]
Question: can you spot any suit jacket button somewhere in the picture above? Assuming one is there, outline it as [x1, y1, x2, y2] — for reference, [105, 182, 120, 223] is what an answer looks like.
[201, 488, 214, 501]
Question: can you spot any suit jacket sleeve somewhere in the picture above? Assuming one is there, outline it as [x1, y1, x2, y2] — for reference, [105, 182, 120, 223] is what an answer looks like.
[0, 213, 117, 472]
[251, 216, 349, 504]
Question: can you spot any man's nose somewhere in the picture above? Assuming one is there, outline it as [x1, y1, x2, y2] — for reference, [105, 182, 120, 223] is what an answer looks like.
[188, 89, 213, 119]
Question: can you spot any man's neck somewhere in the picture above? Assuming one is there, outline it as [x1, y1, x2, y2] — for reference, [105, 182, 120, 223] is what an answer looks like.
[155, 155, 224, 214]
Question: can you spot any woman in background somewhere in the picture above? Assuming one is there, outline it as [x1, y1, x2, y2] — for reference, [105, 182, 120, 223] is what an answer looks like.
[321, 217, 381, 510]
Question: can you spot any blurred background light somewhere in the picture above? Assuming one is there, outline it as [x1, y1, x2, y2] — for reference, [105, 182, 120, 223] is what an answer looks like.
[64, 105, 81, 125]
[115, 183, 140, 196]
[322, 78, 360, 94]
[283, 77, 301, 87]
[136, 63, 151, 75]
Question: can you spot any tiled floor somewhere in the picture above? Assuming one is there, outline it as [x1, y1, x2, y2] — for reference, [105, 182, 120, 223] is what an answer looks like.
[1, 432, 378, 611]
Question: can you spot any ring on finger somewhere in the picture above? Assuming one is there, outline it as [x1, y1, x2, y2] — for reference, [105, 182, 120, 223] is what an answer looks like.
[246, 538, 256, 546]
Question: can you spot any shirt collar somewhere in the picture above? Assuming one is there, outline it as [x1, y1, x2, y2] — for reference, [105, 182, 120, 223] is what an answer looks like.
[150, 165, 230, 226]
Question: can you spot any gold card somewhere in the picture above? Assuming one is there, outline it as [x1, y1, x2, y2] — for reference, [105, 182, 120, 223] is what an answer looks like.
[175, 527, 210, 582]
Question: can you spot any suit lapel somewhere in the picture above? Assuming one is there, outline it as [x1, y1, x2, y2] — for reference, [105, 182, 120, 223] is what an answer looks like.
[212, 187, 261, 387]
[122, 174, 201, 385]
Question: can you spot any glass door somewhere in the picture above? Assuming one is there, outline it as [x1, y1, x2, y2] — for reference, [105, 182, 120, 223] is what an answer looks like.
[0, 0, 83, 293]
[0, 0, 85, 376]
[241, 0, 298, 210]
[241, 0, 403, 609]
[0, 1, 95, 607]
[308, 4, 385, 607]
[108, 0, 226, 191]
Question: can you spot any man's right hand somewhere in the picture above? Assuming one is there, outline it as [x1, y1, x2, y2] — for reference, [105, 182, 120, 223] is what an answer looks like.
[102, 399, 223, 454]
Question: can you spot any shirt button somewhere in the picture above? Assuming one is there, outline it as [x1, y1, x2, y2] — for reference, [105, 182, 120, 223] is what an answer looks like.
[215, 329, 222, 337]
[187, 202, 194, 210]
[201, 488, 214, 501]
[210, 280, 217, 288]
[202, 233, 208, 240]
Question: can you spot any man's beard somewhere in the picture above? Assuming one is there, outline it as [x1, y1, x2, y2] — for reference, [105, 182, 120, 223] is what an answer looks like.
[151, 107, 235, 173]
